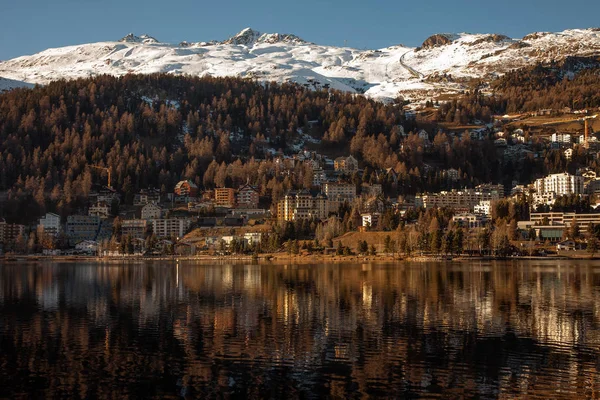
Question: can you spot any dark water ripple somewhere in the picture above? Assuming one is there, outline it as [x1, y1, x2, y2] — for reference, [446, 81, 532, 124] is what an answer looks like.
[0, 260, 599, 399]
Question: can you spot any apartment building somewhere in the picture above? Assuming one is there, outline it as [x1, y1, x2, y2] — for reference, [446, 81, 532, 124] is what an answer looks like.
[323, 182, 356, 202]
[474, 200, 492, 216]
[534, 173, 584, 196]
[528, 212, 600, 234]
[89, 202, 110, 218]
[452, 213, 488, 228]
[215, 188, 236, 208]
[277, 191, 328, 222]
[66, 215, 112, 246]
[2, 223, 26, 245]
[133, 188, 161, 206]
[417, 188, 501, 212]
[38, 212, 61, 236]
[122, 219, 148, 239]
[141, 203, 163, 220]
[237, 184, 259, 209]
[333, 155, 358, 174]
[152, 218, 192, 238]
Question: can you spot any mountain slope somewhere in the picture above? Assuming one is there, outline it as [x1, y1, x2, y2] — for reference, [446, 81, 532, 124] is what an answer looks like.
[1, 27, 599, 102]
[0, 76, 33, 92]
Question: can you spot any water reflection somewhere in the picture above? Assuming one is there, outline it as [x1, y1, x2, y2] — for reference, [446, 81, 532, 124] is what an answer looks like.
[0, 261, 599, 399]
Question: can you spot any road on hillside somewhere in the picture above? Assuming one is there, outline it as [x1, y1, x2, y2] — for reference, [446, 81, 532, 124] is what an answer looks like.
[399, 50, 424, 79]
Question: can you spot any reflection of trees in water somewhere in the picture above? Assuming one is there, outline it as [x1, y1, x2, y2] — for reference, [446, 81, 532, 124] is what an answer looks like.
[0, 262, 598, 398]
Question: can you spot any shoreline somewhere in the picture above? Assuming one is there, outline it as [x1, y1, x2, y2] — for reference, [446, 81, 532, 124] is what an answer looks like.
[0, 253, 593, 264]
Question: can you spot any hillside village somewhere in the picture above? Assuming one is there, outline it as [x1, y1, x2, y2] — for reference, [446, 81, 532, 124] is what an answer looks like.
[3, 106, 600, 259]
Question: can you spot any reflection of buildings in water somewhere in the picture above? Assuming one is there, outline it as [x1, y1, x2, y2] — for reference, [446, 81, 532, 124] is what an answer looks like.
[1, 262, 599, 397]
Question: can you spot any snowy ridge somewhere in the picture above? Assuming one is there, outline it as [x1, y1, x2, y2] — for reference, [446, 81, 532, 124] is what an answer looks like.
[119, 33, 159, 44]
[1, 27, 599, 102]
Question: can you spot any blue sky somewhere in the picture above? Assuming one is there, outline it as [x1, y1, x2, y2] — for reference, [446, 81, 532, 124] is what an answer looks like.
[1, 0, 599, 60]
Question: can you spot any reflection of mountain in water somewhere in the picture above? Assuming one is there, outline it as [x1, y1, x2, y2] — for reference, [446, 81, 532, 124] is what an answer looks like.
[0, 261, 598, 398]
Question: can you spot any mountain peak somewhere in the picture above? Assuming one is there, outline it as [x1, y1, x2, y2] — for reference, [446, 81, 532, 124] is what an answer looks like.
[222, 28, 307, 46]
[222, 28, 262, 45]
[119, 33, 159, 44]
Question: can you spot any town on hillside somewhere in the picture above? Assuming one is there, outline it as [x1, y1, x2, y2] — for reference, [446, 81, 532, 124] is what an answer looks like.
[3, 125, 600, 259]
[2, 74, 600, 259]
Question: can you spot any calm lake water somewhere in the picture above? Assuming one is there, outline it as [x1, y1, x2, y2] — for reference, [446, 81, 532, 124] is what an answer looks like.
[0, 260, 599, 399]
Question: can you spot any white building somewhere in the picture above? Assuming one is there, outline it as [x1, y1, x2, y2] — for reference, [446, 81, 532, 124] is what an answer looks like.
[452, 213, 487, 228]
[534, 173, 584, 196]
[361, 213, 381, 228]
[564, 148, 573, 160]
[75, 240, 98, 253]
[243, 232, 262, 245]
[551, 133, 572, 143]
[141, 203, 163, 220]
[474, 200, 492, 216]
[38, 212, 61, 236]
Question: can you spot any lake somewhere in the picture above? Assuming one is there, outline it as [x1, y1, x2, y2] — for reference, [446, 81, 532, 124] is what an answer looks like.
[0, 260, 599, 399]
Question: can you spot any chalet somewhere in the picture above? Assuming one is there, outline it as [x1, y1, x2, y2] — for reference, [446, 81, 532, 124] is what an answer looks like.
[174, 180, 198, 197]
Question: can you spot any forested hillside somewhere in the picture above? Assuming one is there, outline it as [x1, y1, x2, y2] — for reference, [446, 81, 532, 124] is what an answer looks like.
[0, 75, 411, 221]
[3, 70, 599, 224]
[435, 57, 600, 122]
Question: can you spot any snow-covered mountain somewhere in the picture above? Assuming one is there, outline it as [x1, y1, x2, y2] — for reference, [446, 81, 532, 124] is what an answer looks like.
[1, 27, 599, 102]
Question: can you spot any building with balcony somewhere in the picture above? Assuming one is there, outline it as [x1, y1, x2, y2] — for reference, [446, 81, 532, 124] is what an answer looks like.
[215, 188, 236, 208]
[534, 173, 584, 196]
[237, 184, 259, 209]
[323, 182, 356, 202]
[89, 202, 110, 219]
[151, 218, 192, 239]
[122, 219, 148, 239]
[277, 191, 328, 222]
